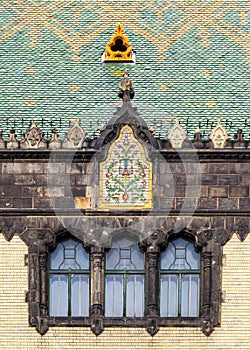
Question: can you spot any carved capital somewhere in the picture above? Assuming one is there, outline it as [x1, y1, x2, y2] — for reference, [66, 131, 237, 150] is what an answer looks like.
[20, 228, 55, 248]
[140, 229, 167, 252]
[197, 229, 214, 246]
[91, 251, 104, 269]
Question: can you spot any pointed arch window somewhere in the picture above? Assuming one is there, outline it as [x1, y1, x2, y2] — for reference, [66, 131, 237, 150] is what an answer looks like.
[49, 238, 90, 317]
[105, 237, 145, 317]
[160, 237, 200, 318]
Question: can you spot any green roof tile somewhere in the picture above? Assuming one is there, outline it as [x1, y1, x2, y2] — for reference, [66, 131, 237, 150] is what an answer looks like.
[0, 1, 249, 141]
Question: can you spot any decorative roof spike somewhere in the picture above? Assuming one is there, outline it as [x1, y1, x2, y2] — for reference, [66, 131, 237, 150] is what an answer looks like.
[6, 128, 18, 149]
[209, 117, 228, 148]
[63, 118, 85, 149]
[118, 69, 134, 102]
[0, 131, 4, 149]
[103, 24, 134, 62]
[20, 121, 46, 149]
[48, 129, 61, 150]
[167, 118, 187, 149]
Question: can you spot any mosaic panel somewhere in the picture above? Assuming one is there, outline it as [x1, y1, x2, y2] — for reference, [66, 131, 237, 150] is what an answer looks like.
[99, 126, 152, 209]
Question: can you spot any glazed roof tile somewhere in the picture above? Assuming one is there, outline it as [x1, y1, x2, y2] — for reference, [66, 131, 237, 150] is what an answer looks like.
[0, 1, 249, 141]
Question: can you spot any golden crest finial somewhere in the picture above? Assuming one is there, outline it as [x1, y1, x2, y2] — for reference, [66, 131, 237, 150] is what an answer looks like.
[116, 24, 124, 35]
[103, 24, 133, 62]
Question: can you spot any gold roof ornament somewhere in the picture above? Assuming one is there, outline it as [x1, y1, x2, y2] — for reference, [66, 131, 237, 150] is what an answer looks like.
[103, 24, 134, 62]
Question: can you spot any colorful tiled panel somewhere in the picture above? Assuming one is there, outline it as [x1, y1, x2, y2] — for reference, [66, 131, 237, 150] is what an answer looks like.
[0, 1, 249, 140]
[99, 125, 152, 209]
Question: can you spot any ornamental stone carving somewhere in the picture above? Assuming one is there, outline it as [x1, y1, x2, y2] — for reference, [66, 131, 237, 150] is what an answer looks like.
[0, 217, 27, 242]
[20, 121, 46, 149]
[209, 117, 228, 148]
[167, 118, 187, 149]
[63, 118, 85, 148]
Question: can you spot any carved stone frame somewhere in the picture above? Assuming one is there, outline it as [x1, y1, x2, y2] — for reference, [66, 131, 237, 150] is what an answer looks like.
[19, 223, 225, 337]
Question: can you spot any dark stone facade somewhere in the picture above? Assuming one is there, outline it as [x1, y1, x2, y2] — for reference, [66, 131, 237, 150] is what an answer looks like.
[0, 99, 249, 337]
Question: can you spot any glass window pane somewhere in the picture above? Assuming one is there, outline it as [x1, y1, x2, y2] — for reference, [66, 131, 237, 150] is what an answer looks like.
[181, 274, 199, 317]
[131, 245, 144, 270]
[71, 274, 89, 316]
[106, 248, 120, 270]
[126, 275, 144, 317]
[186, 243, 200, 269]
[160, 243, 175, 269]
[51, 239, 89, 271]
[75, 243, 89, 269]
[105, 275, 123, 317]
[50, 243, 64, 269]
[160, 275, 178, 317]
[50, 275, 68, 316]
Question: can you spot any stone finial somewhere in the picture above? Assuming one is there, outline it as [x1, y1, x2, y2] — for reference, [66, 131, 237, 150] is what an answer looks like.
[167, 118, 187, 149]
[233, 129, 245, 148]
[6, 128, 18, 149]
[103, 24, 133, 62]
[209, 117, 228, 148]
[0, 131, 4, 149]
[48, 129, 61, 149]
[62, 118, 85, 148]
[118, 69, 134, 102]
[20, 121, 46, 149]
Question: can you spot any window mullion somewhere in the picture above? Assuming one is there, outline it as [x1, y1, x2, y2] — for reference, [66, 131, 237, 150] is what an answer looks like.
[68, 271, 71, 317]
[178, 274, 182, 317]
[123, 272, 127, 317]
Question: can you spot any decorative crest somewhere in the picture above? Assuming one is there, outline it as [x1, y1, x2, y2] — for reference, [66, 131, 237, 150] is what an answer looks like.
[20, 121, 46, 149]
[118, 70, 134, 102]
[167, 118, 187, 149]
[103, 24, 133, 62]
[63, 118, 85, 148]
[209, 117, 228, 148]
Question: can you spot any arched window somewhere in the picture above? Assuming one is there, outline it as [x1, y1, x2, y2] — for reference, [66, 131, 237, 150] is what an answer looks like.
[49, 238, 90, 317]
[160, 237, 200, 318]
[105, 237, 144, 317]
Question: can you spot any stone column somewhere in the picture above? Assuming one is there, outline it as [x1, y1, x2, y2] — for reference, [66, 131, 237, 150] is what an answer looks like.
[90, 247, 104, 335]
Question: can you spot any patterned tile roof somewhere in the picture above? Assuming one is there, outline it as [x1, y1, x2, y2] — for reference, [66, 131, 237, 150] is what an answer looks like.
[0, 1, 249, 141]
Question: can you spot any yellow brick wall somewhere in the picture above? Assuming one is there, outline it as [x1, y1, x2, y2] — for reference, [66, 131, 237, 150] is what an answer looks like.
[0, 234, 249, 350]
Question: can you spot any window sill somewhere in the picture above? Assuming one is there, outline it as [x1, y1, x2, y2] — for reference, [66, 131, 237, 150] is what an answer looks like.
[48, 316, 201, 328]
